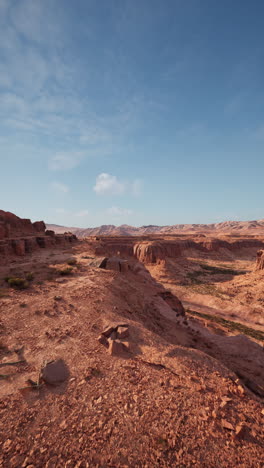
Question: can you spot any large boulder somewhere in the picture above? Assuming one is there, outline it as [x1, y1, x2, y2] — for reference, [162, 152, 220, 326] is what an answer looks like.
[41, 359, 69, 385]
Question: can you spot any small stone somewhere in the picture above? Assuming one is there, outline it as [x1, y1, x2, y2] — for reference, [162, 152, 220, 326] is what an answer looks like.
[2, 439, 12, 452]
[235, 424, 247, 440]
[221, 419, 234, 431]
[54, 295, 63, 301]
[78, 379, 86, 385]
[237, 385, 245, 395]
[60, 420, 67, 429]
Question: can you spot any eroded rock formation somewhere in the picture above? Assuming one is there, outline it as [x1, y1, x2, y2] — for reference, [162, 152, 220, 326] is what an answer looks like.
[0, 210, 77, 258]
[0, 210, 46, 239]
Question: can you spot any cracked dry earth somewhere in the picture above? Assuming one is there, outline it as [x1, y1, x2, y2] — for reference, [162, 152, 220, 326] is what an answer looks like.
[0, 244, 264, 467]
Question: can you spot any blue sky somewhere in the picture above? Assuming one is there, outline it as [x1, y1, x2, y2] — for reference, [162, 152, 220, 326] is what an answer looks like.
[0, 0, 264, 227]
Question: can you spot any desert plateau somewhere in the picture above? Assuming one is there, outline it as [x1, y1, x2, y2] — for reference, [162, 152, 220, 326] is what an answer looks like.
[1, 1, 264, 466]
[0, 210, 263, 467]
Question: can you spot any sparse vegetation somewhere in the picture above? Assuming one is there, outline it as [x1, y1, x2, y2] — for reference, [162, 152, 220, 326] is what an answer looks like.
[59, 266, 73, 276]
[187, 309, 264, 342]
[199, 263, 245, 275]
[184, 263, 246, 298]
[7, 277, 29, 290]
[186, 271, 203, 284]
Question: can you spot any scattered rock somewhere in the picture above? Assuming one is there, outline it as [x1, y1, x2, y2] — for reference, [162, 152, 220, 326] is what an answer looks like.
[41, 359, 69, 385]
[2, 439, 12, 452]
[221, 419, 234, 431]
[59, 420, 67, 430]
[54, 295, 63, 301]
[101, 323, 129, 338]
[109, 339, 130, 356]
[234, 424, 248, 440]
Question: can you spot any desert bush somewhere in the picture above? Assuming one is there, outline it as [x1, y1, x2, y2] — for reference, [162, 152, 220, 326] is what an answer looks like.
[67, 258, 77, 266]
[7, 277, 29, 289]
[60, 267, 73, 276]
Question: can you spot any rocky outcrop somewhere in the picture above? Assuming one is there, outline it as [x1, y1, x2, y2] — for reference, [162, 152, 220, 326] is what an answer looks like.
[133, 239, 264, 264]
[89, 257, 130, 272]
[256, 250, 264, 270]
[133, 240, 200, 263]
[0, 210, 46, 239]
[0, 210, 77, 258]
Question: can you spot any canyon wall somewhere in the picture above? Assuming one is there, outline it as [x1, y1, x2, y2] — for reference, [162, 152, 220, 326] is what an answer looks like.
[87, 236, 264, 265]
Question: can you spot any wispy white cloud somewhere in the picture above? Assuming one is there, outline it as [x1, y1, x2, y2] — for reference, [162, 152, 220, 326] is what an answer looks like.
[9, 0, 63, 47]
[51, 181, 69, 193]
[0, 0, 148, 174]
[93, 173, 143, 196]
[107, 206, 132, 216]
[93, 173, 125, 195]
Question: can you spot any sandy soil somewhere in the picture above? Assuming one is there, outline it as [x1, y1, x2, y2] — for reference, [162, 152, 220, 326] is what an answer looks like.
[0, 241, 264, 467]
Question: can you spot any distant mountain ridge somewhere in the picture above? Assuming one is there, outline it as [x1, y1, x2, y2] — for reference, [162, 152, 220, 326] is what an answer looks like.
[46, 219, 264, 237]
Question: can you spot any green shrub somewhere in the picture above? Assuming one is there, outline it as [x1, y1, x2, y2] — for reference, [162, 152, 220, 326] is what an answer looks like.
[60, 267, 73, 276]
[7, 277, 29, 289]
